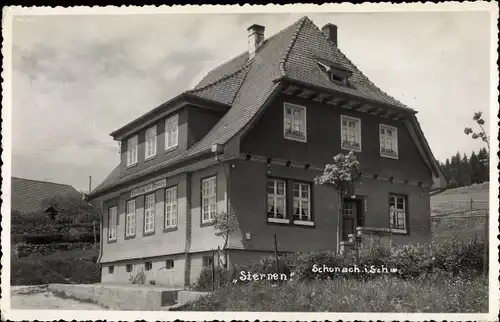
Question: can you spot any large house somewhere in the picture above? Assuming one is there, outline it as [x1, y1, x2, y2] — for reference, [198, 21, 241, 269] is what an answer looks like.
[89, 16, 447, 288]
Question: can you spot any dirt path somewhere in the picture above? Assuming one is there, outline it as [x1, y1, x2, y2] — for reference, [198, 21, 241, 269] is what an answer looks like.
[10, 286, 105, 310]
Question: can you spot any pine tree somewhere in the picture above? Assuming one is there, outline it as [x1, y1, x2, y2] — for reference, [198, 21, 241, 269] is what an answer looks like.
[469, 151, 480, 184]
[461, 153, 472, 186]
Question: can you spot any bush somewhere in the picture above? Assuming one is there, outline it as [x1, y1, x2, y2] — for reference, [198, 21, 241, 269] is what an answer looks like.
[14, 232, 99, 244]
[11, 257, 100, 285]
[192, 238, 486, 291]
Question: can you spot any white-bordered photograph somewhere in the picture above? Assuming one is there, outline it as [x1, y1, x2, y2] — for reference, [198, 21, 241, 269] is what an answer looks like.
[1, 3, 499, 321]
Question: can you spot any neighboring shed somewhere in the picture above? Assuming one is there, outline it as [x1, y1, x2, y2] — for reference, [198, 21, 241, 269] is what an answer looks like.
[11, 177, 81, 215]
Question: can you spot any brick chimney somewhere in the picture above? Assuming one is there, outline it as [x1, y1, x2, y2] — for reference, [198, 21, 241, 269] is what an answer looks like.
[321, 23, 338, 46]
[247, 24, 265, 59]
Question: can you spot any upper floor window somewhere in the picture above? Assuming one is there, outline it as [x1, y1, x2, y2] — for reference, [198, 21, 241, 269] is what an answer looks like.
[127, 135, 138, 166]
[144, 193, 155, 234]
[201, 176, 217, 223]
[145, 125, 157, 159]
[389, 194, 407, 232]
[164, 186, 178, 229]
[380, 124, 398, 159]
[108, 206, 117, 241]
[165, 114, 179, 151]
[283, 103, 307, 142]
[341, 115, 361, 152]
[267, 179, 287, 223]
[125, 199, 136, 238]
[293, 182, 311, 223]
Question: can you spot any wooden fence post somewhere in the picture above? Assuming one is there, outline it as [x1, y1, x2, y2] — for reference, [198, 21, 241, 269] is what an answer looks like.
[211, 249, 215, 292]
[274, 234, 280, 275]
[483, 209, 488, 276]
[217, 246, 221, 288]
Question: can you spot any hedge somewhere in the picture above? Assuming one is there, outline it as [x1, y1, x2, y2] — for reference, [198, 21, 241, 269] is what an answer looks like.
[12, 232, 100, 244]
[11, 257, 101, 285]
[193, 237, 486, 290]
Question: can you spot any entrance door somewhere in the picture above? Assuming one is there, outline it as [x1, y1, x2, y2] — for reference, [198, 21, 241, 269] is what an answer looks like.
[342, 199, 363, 241]
[342, 200, 356, 241]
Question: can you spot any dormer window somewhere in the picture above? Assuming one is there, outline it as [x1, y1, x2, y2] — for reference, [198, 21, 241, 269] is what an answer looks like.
[126, 135, 138, 166]
[145, 125, 157, 159]
[165, 114, 178, 151]
[316, 60, 352, 86]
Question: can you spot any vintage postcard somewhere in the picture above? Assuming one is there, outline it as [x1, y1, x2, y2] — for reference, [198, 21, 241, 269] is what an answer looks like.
[1, 3, 499, 321]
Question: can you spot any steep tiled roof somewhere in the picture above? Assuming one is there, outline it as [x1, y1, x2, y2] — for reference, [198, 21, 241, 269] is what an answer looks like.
[283, 18, 412, 110]
[11, 177, 80, 214]
[188, 64, 251, 105]
[92, 16, 441, 196]
[194, 51, 249, 89]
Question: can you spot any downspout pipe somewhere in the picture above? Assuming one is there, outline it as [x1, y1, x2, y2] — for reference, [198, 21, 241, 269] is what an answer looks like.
[212, 144, 230, 267]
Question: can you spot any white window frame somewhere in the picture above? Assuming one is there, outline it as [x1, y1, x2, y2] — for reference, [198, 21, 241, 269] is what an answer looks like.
[144, 193, 156, 234]
[108, 206, 117, 241]
[267, 179, 289, 223]
[145, 125, 157, 159]
[125, 199, 136, 237]
[293, 182, 313, 226]
[379, 124, 399, 159]
[126, 135, 138, 166]
[341, 115, 362, 152]
[164, 186, 178, 229]
[201, 176, 217, 224]
[389, 194, 407, 233]
[283, 102, 307, 142]
[165, 114, 179, 151]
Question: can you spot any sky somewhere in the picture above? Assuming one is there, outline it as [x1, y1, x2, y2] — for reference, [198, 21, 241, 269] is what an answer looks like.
[9, 10, 492, 191]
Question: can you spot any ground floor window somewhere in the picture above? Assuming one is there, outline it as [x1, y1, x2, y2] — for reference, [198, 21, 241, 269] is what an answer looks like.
[126, 264, 133, 273]
[389, 194, 407, 231]
[145, 261, 152, 271]
[267, 179, 286, 220]
[108, 266, 114, 274]
[293, 182, 311, 222]
[144, 193, 156, 234]
[165, 260, 174, 269]
[202, 256, 213, 268]
[267, 178, 314, 225]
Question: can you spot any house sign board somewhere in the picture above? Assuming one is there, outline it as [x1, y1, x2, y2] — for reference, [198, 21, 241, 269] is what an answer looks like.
[130, 179, 167, 198]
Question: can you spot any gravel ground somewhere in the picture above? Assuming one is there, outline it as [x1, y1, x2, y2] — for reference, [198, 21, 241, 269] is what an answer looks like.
[10, 286, 105, 310]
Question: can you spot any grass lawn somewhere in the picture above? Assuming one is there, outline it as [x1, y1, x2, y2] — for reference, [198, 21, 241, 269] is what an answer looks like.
[183, 273, 488, 312]
[430, 182, 489, 215]
[430, 182, 489, 243]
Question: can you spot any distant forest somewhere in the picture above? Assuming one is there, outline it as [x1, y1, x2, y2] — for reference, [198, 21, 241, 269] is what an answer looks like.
[439, 148, 490, 188]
